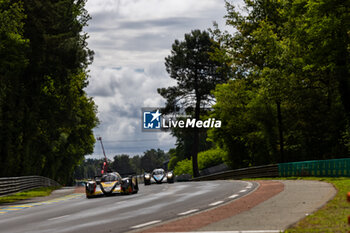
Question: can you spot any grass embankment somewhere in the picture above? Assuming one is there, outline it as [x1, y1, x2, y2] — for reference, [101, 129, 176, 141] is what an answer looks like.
[0, 186, 59, 204]
[246, 177, 350, 232]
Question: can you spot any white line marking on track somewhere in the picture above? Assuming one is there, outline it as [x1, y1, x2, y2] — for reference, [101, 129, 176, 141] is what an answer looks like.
[178, 209, 199, 216]
[114, 201, 127, 205]
[48, 215, 70, 221]
[229, 194, 239, 199]
[239, 189, 247, 193]
[130, 220, 162, 229]
[209, 201, 224, 206]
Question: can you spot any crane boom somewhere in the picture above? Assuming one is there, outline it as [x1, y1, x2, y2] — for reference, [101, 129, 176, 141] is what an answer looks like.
[97, 137, 108, 174]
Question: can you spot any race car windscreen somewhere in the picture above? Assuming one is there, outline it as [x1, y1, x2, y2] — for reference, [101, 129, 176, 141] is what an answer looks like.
[101, 174, 119, 182]
[153, 169, 164, 175]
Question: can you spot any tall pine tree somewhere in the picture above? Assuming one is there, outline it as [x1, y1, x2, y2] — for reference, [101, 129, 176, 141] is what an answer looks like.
[158, 30, 229, 177]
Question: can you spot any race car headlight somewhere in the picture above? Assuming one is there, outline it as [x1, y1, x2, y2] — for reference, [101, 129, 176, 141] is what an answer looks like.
[144, 174, 150, 179]
[86, 182, 96, 192]
[167, 172, 173, 178]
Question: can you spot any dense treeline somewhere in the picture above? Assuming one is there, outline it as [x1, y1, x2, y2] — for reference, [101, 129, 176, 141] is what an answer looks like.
[208, 0, 349, 167]
[165, 0, 349, 174]
[74, 149, 169, 179]
[0, 0, 98, 184]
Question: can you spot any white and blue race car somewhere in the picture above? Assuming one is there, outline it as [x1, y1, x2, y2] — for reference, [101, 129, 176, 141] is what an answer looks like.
[144, 168, 174, 185]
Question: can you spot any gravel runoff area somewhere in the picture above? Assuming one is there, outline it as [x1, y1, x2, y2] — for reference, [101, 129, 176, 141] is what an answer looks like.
[138, 180, 336, 233]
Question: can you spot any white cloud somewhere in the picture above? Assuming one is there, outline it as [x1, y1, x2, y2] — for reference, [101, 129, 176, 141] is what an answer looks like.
[86, 0, 222, 19]
[84, 0, 238, 157]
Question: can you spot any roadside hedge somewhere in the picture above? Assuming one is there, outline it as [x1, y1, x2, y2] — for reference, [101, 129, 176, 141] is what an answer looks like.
[174, 148, 227, 176]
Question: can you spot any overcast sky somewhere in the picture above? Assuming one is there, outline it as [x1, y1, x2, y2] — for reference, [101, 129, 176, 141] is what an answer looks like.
[84, 0, 241, 159]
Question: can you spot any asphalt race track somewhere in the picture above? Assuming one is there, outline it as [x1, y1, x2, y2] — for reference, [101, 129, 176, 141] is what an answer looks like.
[0, 181, 258, 233]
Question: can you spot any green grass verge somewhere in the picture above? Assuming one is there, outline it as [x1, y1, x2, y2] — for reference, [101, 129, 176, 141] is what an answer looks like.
[0, 186, 60, 204]
[244, 177, 350, 232]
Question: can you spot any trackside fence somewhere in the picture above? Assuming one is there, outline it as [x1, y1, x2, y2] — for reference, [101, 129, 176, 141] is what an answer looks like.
[191, 158, 350, 181]
[0, 176, 60, 196]
[279, 158, 350, 177]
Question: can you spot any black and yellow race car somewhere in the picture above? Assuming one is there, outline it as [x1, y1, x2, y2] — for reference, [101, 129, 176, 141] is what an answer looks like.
[144, 168, 174, 185]
[85, 171, 138, 198]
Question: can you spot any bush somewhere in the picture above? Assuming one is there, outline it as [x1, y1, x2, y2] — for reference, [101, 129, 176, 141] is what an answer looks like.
[168, 155, 181, 171]
[173, 147, 227, 176]
[198, 147, 226, 169]
[174, 159, 193, 176]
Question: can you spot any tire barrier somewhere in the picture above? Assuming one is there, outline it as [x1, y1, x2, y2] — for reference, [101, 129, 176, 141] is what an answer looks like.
[0, 176, 60, 197]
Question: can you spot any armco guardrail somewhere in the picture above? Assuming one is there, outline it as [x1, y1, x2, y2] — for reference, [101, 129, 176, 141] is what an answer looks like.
[191, 164, 279, 181]
[0, 176, 60, 196]
[136, 174, 144, 184]
[191, 158, 350, 181]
